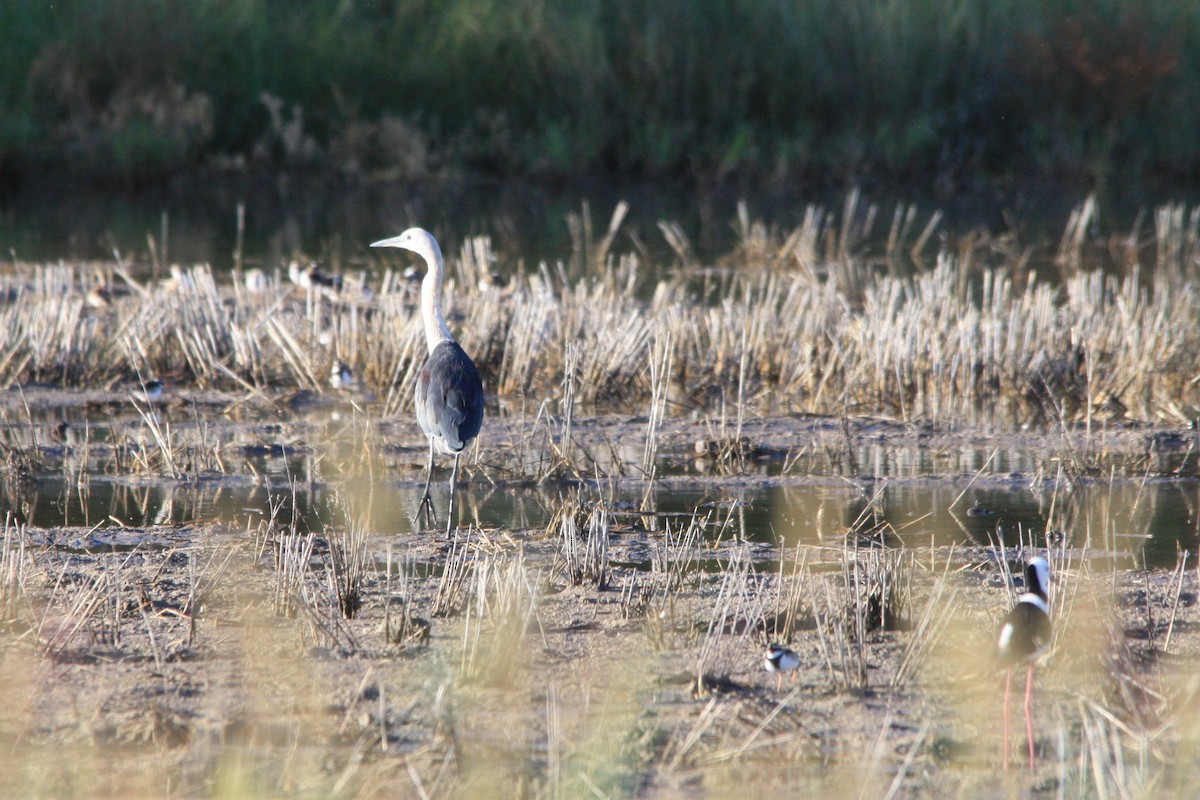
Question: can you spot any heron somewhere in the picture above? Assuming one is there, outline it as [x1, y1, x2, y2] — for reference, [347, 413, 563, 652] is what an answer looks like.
[370, 228, 484, 534]
[996, 556, 1052, 769]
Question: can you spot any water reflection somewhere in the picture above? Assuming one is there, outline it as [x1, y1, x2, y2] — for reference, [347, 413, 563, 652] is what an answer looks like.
[1, 397, 1195, 566]
[4, 465, 1197, 568]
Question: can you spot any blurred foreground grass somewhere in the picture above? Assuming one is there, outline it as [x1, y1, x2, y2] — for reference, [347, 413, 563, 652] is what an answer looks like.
[0, 513, 1196, 798]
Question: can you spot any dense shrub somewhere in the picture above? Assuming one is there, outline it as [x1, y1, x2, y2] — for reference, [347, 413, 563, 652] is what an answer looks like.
[0, 0, 1195, 189]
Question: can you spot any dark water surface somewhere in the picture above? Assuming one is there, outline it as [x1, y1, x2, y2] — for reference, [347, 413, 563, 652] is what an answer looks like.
[2, 173, 1167, 272]
[1, 400, 1194, 568]
[6, 461, 1195, 568]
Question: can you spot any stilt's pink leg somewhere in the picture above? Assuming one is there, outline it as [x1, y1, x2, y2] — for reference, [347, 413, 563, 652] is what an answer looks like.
[1003, 667, 1013, 768]
[1024, 664, 1036, 768]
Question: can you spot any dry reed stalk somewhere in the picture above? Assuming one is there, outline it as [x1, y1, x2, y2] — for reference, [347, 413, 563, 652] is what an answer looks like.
[657, 220, 695, 266]
[881, 721, 931, 800]
[1058, 194, 1097, 270]
[651, 513, 706, 592]
[763, 544, 809, 643]
[1074, 695, 1163, 796]
[560, 342, 579, 469]
[272, 530, 317, 618]
[461, 548, 542, 686]
[694, 545, 770, 691]
[640, 332, 672, 507]
[890, 552, 956, 688]
[495, 289, 552, 396]
[885, 203, 918, 261]
[264, 316, 323, 390]
[383, 545, 431, 647]
[619, 571, 652, 620]
[565, 201, 595, 274]
[0, 515, 32, 623]
[433, 532, 474, 617]
[3, 197, 1200, 428]
[130, 401, 182, 479]
[809, 561, 865, 691]
[327, 512, 371, 619]
[594, 200, 630, 269]
[662, 696, 724, 774]
[554, 498, 610, 589]
[182, 543, 236, 646]
[36, 560, 113, 656]
[1161, 549, 1189, 653]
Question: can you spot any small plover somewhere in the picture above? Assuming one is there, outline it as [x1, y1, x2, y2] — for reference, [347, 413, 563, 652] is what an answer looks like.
[330, 361, 354, 390]
[764, 643, 801, 691]
[289, 261, 374, 301]
[132, 380, 165, 403]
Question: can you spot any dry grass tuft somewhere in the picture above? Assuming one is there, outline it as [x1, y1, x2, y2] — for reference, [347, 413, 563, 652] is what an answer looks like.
[3, 196, 1200, 429]
[461, 548, 542, 687]
[551, 495, 610, 589]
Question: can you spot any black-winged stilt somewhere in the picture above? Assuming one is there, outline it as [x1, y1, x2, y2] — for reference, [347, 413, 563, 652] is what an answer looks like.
[996, 556, 1051, 768]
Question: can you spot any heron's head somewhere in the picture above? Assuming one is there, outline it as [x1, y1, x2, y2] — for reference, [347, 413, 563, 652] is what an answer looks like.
[370, 227, 442, 266]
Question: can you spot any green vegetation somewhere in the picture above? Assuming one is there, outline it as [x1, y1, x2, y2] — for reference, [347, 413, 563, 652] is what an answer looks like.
[1, 0, 1196, 189]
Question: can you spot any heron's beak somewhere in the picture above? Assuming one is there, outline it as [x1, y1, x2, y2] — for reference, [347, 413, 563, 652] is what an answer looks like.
[370, 236, 406, 249]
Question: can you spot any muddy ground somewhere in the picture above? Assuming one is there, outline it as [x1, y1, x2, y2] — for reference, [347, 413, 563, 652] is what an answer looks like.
[0, 390, 1197, 797]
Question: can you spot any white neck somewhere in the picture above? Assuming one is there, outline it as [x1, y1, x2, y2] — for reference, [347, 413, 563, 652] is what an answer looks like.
[420, 243, 454, 354]
[1018, 592, 1049, 615]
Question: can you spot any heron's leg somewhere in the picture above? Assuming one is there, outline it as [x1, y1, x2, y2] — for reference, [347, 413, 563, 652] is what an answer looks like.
[1024, 664, 1036, 769]
[415, 441, 436, 526]
[444, 453, 462, 538]
[1003, 667, 1013, 768]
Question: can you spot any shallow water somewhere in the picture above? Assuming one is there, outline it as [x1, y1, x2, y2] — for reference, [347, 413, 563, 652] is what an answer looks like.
[1, 397, 1194, 567]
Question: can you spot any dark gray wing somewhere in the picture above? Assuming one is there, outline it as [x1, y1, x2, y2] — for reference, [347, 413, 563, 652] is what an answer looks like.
[415, 341, 485, 453]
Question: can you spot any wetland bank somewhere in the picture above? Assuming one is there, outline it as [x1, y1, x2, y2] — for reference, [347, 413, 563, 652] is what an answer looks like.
[1, 199, 1200, 797]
